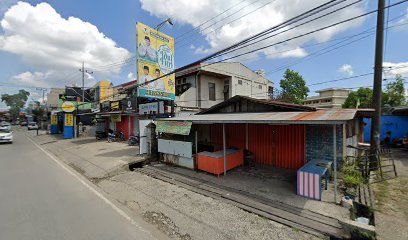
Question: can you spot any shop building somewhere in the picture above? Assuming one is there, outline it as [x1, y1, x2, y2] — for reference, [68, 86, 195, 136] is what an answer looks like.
[175, 62, 274, 115]
[156, 96, 371, 200]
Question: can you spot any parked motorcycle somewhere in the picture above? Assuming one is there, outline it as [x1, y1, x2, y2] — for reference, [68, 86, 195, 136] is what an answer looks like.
[96, 131, 107, 140]
[107, 130, 125, 143]
[128, 135, 139, 146]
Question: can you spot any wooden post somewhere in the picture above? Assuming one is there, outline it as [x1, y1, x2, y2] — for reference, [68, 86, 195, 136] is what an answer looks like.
[342, 123, 346, 161]
[333, 124, 338, 203]
[223, 123, 226, 176]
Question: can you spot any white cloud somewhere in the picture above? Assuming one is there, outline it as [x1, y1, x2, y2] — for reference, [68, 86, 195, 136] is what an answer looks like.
[338, 64, 354, 76]
[127, 72, 134, 81]
[0, 1, 131, 88]
[140, 0, 367, 60]
[383, 62, 408, 78]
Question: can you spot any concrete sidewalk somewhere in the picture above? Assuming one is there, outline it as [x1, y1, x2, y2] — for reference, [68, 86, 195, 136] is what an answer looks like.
[29, 133, 143, 182]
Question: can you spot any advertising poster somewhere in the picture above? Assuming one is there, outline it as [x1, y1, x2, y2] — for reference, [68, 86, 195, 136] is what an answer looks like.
[136, 22, 175, 100]
[51, 115, 58, 125]
[64, 114, 74, 127]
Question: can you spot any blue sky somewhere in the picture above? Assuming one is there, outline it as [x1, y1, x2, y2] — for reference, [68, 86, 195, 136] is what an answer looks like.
[0, 0, 408, 108]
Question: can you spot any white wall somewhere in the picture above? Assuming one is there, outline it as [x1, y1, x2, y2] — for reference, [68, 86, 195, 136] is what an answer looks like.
[176, 62, 273, 109]
[199, 74, 224, 109]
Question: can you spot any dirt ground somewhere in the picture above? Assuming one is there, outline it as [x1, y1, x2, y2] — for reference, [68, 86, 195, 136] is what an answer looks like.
[31, 133, 322, 240]
[373, 149, 408, 240]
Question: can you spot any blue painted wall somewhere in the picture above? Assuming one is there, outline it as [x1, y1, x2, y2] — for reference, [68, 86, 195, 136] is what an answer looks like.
[363, 116, 408, 142]
[50, 125, 59, 134]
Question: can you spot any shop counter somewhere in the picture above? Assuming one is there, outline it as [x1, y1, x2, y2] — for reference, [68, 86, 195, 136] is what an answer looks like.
[197, 149, 243, 176]
[297, 160, 332, 201]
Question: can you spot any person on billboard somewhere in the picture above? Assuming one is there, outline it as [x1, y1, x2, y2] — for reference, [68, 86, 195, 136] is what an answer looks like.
[138, 36, 157, 61]
[139, 65, 153, 89]
[154, 68, 166, 91]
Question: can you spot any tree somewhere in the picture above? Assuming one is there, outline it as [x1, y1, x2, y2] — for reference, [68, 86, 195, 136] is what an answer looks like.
[383, 74, 406, 106]
[32, 107, 46, 122]
[1, 90, 30, 121]
[279, 69, 309, 104]
[343, 88, 373, 108]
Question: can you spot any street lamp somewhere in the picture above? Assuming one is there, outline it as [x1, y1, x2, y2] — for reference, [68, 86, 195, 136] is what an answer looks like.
[155, 18, 173, 31]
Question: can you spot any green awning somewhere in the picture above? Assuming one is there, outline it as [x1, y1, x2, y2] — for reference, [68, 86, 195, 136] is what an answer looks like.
[157, 120, 192, 135]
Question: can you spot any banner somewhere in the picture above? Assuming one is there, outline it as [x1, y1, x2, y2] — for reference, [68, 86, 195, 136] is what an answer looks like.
[111, 114, 121, 123]
[64, 114, 74, 127]
[136, 22, 175, 100]
[51, 115, 58, 125]
[122, 98, 137, 112]
[110, 101, 121, 111]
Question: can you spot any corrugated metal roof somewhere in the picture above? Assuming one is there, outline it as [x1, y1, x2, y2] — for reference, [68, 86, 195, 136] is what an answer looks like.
[163, 109, 358, 124]
[198, 95, 316, 114]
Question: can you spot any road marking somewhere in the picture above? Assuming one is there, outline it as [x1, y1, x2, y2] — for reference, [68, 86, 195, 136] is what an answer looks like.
[27, 136, 153, 236]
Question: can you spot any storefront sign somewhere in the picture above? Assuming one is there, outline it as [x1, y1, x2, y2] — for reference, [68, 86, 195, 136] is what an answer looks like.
[100, 101, 110, 112]
[51, 115, 58, 125]
[61, 101, 76, 112]
[156, 121, 192, 135]
[139, 102, 164, 115]
[111, 114, 121, 123]
[64, 113, 74, 127]
[122, 98, 137, 112]
[60, 95, 77, 101]
[110, 101, 121, 111]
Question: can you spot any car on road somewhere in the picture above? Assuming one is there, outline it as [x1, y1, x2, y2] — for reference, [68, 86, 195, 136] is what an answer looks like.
[20, 121, 28, 126]
[0, 121, 11, 131]
[0, 129, 13, 143]
[28, 122, 39, 130]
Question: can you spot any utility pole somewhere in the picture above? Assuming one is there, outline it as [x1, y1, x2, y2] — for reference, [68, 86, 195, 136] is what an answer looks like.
[79, 61, 93, 102]
[36, 88, 47, 104]
[370, 0, 385, 168]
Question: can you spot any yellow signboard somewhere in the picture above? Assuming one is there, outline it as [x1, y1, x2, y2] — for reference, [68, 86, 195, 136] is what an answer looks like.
[64, 113, 74, 127]
[51, 115, 58, 125]
[62, 101, 76, 112]
[111, 114, 121, 123]
[110, 101, 121, 111]
[137, 22, 175, 100]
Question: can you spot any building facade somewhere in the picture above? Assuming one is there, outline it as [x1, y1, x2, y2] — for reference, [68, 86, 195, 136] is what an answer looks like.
[175, 62, 273, 114]
[46, 88, 65, 111]
[92, 80, 114, 103]
[303, 88, 351, 108]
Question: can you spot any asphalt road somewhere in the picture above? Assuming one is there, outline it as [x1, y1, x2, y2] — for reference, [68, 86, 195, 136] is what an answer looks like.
[0, 130, 162, 240]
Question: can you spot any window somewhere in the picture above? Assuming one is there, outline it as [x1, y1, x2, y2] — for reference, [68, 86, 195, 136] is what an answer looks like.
[208, 82, 215, 101]
[238, 79, 243, 85]
[183, 78, 187, 84]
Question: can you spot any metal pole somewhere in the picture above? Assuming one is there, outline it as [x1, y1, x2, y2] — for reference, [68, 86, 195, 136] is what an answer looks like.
[370, 0, 385, 169]
[223, 123, 226, 176]
[195, 130, 198, 171]
[82, 61, 85, 103]
[333, 125, 338, 203]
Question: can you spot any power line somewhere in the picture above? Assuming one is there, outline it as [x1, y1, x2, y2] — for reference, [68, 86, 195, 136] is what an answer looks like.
[78, 0, 408, 107]
[218, 0, 361, 56]
[174, 0, 249, 40]
[202, 0, 408, 66]
[177, 0, 278, 48]
[176, 0, 266, 44]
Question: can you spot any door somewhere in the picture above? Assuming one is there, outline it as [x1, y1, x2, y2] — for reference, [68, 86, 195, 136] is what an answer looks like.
[139, 120, 153, 154]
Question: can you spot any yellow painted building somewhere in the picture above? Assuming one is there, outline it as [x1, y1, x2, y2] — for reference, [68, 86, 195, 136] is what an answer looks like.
[93, 80, 113, 103]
